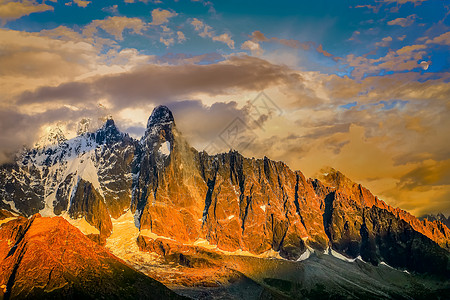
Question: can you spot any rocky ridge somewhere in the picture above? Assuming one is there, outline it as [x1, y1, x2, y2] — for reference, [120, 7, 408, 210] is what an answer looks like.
[0, 214, 186, 299]
[0, 105, 449, 277]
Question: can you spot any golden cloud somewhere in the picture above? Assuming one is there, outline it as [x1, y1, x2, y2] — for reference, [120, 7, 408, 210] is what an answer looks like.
[0, 0, 53, 24]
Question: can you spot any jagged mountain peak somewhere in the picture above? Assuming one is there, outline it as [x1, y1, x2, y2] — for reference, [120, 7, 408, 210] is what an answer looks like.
[95, 117, 125, 145]
[104, 117, 115, 128]
[147, 105, 174, 128]
[317, 166, 353, 189]
[142, 106, 177, 153]
[34, 125, 67, 149]
[420, 213, 450, 230]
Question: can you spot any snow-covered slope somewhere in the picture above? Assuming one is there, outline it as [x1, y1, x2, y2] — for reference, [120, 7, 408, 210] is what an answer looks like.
[0, 118, 136, 236]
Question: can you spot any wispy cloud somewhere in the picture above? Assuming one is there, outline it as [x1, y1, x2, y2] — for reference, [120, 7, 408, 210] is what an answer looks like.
[190, 18, 235, 49]
[83, 16, 147, 40]
[149, 8, 177, 26]
[388, 14, 417, 27]
[0, 0, 53, 24]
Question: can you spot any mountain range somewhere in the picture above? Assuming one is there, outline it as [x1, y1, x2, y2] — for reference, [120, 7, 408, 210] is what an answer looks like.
[0, 105, 449, 299]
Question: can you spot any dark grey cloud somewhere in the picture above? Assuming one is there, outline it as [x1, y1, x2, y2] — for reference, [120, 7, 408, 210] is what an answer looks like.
[165, 99, 250, 146]
[18, 56, 302, 110]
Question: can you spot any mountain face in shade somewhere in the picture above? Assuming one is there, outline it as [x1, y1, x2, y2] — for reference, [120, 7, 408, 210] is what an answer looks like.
[0, 105, 449, 279]
[0, 214, 186, 300]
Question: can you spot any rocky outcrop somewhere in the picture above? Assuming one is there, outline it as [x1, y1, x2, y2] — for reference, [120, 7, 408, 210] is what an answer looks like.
[0, 209, 14, 220]
[132, 106, 207, 243]
[360, 206, 449, 276]
[197, 152, 328, 257]
[0, 163, 44, 216]
[311, 169, 450, 275]
[420, 213, 450, 230]
[0, 215, 187, 300]
[68, 179, 113, 238]
[94, 119, 136, 219]
[315, 169, 450, 251]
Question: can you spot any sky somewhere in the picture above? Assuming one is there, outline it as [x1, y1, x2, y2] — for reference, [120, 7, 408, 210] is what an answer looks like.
[0, 0, 449, 216]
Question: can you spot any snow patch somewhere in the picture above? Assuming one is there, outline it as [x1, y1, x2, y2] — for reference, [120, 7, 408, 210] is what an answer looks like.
[380, 261, 394, 269]
[192, 238, 285, 259]
[0, 217, 16, 226]
[140, 229, 176, 241]
[297, 248, 312, 261]
[324, 247, 364, 263]
[227, 214, 235, 220]
[260, 205, 266, 212]
[330, 248, 356, 262]
[106, 211, 161, 273]
[61, 212, 99, 235]
[158, 141, 171, 156]
[2, 200, 19, 214]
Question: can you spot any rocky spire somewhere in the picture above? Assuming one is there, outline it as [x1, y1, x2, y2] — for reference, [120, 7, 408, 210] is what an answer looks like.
[142, 105, 176, 150]
[95, 117, 123, 145]
[146, 105, 174, 128]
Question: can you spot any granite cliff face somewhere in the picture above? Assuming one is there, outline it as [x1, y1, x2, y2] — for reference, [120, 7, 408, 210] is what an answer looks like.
[0, 105, 449, 278]
[131, 107, 449, 276]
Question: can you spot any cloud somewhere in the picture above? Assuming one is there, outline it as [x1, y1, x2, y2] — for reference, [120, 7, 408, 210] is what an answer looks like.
[249, 30, 312, 51]
[0, 27, 159, 108]
[348, 31, 360, 41]
[354, 5, 379, 13]
[243, 31, 337, 60]
[190, 18, 205, 31]
[149, 8, 177, 26]
[18, 56, 302, 110]
[155, 52, 223, 65]
[382, 0, 426, 4]
[241, 40, 263, 55]
[84, 16, 146, 40]
[177, 31, 186, 42]
[0, 28, 100, 102]
[426, 31, 450, 45]
[73, 0, 90, 8]
[398, 160, 450, 190]
[0, 0, 53, 24]
[0, 106, 99, 164]
[316, 44, 333, 57]
[388, 15, 416, 27]
[167, 100, 250, 147]
[375, 36, 393, 47]
[190, 18, 235, 49]
[212, 33, 234, 49]
[250, 30, 268, 42]
[159, 36, 174, 47]
[102, 4, 118, 14]
[344, 44, 428, 78]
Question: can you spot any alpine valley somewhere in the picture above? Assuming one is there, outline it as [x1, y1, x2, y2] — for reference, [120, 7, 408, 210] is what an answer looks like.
[0, 106, 449, 299]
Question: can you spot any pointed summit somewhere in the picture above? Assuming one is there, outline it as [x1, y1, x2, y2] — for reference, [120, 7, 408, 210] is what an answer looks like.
[147, 105, 174, 128]
[95, 117, 123, 144]
[105, 116, 115, 128]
